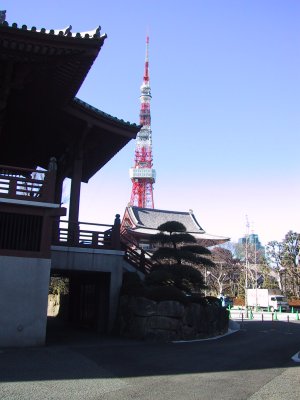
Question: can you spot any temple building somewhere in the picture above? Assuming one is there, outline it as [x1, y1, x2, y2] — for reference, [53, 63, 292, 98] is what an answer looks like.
[0, 11, 230, 348]
[0, 13, 140, 347]
[121, 206, 230, 250]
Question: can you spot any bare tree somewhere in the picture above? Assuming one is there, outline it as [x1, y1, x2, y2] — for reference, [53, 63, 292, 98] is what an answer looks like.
[266, 231, 300, 298]
[208, 247, 241, 297]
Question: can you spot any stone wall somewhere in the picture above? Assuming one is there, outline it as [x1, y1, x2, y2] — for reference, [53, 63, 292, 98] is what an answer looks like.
[118, 295, 229, 342]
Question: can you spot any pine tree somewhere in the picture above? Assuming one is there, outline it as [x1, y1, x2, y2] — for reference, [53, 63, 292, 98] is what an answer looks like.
[147, 221, 215, 295]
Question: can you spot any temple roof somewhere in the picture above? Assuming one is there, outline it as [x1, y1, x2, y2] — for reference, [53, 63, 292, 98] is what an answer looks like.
[122, 206, 230, 247]
[126, 206, 205, 233]
[0, 16, 140, 182]
[0, 19, 107, 106]
[0, 16, 106, 39]
[73, 98, 138, 128]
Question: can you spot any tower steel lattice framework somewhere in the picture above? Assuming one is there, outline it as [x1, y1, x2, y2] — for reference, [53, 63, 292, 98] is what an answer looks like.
[129, 36, 156, 208]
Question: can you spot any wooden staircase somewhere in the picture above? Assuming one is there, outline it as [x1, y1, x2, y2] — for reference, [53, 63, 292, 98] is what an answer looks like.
[120, 234, 154, 275]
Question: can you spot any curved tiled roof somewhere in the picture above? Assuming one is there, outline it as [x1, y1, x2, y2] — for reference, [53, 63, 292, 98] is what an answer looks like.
[122, 206, 230, 247]
[0, 13, 139, 182]
[122, 206, 230, 246]
[74, 98, 139, 129]
[0, 18, 107, 41]
[0, 15, 107, 106]
[128, 206, 205, 233]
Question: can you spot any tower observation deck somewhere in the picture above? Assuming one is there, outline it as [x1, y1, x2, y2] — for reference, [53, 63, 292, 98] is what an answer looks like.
[129, 36, 156, 208]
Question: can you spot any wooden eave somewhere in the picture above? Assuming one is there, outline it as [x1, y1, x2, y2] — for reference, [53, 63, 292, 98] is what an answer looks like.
[68, 98, 140, 139]
[60, 99, 140, 182]
[0, 22, 106, 109]
[0, 21, 140, 182]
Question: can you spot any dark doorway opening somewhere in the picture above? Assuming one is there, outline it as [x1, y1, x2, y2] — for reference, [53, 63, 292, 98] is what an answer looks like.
[47, 270, 110, 344]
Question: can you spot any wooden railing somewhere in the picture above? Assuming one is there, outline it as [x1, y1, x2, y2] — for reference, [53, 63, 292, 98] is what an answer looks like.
[0, 164, 56, 203]
[53, 220, 120, 250]
[0, 211, 43, 252]
[0, 163, 155, 273]
[123, 245, 153, 274]
[53, 219, 154, 274]
[120, 232, 156, 274]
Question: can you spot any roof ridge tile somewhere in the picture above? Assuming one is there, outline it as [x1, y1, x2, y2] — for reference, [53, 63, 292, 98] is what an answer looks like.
[0, 19, 107, 40]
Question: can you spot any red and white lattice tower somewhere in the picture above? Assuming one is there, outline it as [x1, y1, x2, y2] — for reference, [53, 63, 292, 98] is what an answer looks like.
[129, 36, 156, 208]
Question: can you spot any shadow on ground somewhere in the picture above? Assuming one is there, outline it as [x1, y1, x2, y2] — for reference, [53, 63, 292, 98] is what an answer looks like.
[0, 319, 299, 383]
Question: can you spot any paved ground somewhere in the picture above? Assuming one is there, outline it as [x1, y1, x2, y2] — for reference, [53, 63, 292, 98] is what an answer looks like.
[0, 319, 300, 400]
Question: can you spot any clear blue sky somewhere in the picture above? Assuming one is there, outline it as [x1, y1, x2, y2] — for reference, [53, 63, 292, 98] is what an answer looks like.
[3, 1, 300, 245]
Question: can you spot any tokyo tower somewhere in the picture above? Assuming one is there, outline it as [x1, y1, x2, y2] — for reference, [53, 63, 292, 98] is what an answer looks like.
[129, 36, 156, 208]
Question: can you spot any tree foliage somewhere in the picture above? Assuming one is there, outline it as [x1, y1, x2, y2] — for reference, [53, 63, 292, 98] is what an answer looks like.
[49, 277, 69, 295]
[147, 221, 214, 295]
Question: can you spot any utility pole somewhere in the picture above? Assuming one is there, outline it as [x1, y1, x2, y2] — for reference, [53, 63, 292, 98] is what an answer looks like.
[251, 220, 258, 310]
[245, 215, 250, 316]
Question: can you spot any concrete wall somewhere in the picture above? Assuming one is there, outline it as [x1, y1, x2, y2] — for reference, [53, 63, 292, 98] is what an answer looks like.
[0, 256, 51, 347]
[51, 246, 128, 331]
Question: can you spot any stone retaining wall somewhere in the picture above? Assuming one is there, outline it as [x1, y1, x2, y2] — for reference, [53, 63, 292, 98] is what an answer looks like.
[118, 295, 229, 342]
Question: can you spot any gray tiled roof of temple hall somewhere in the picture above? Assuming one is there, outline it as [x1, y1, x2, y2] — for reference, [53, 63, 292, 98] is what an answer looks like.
[128, 206, 205, 233]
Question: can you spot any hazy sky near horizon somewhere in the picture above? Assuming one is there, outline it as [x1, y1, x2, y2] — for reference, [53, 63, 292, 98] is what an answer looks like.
[3, 1, 299, 245]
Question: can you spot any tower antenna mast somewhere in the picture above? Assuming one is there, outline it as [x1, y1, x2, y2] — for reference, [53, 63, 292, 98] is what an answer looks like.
[129, 36, 156, 208]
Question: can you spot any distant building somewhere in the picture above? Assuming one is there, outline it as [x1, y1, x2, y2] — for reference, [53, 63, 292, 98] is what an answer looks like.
[238, 233, 264, 251]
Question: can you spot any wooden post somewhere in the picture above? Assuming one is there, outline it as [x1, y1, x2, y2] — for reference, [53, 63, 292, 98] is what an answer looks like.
[68, 155, 82, 245]
[51, 169, 65, 244]
[8, 177, 17, 197]
[140, 249, 145, 271]
[111, 214, 121, 250]
[44, 157, 57, 202]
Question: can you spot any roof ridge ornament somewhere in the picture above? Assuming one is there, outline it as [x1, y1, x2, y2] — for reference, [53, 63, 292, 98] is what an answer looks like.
[77, 25, 101, 38]
[60, 25, 72, 36]
[0, 10, 6, 23]
[36, 25, 72, 35]
[45, 25, 72, 36]
[44, 24, 104, 39]
[1, 19, 106, 40]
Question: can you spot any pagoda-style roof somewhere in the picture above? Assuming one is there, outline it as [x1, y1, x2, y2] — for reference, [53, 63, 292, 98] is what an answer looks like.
[122, 206, 230, 247]
[0, 16, 140, 182]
